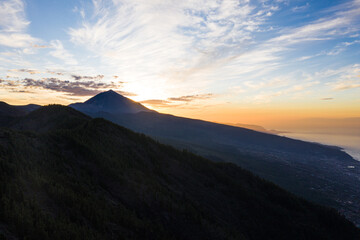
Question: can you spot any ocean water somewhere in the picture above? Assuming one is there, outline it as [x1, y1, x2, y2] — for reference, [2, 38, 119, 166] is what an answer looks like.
[280, 132, 360, 161]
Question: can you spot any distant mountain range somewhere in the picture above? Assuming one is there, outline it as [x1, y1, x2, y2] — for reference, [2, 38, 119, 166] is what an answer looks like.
[1, 90, 360, 227]
[0, 105, 359, 239]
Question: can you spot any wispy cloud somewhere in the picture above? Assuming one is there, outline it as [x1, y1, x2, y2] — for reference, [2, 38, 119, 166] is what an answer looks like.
[49, 40, 78, 65]
[306, 64, 360, 91]
[297, 38, 360, 61]
[47, 70, 65, 76]
[269, 11, 359, 46]
[333, 81, 360, 90]
[68, 0, 280, 95]
[140, 99, 172, 107]
[0, 0, 28, 32]
[327, 39, 360, 55]
[292, 3, 310, 12]
[0, 33, 38, 48]
[248, 78, 320, 103]
[141, 92, 214, 108]
[0, 0, 39, 48]
[71, 74, 104, 80]
[169, 94, 213, 102]
[32, 44, 48, 48]
[9, 68, 41, 74]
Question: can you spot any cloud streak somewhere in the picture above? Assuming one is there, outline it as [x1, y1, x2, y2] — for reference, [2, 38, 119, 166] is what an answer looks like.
[333, 82, 360, 90]
[49, 40, 78, 65]
[71, 74, 104, 80]
[0, 0, 39, 48]
[169, 94, 214, 102]
[141, 93, 214, 108]
[140, 99, 172, 107]
[10, 68, 41, 74]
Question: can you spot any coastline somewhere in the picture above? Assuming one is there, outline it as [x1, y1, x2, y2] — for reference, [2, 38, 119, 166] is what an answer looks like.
[279, 132, 360, 162]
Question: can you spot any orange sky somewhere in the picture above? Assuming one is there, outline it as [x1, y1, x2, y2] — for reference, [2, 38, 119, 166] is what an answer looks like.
[155, 103, 360, 128]
[1, 87, 359, 130]
[1, 0, 360, 132]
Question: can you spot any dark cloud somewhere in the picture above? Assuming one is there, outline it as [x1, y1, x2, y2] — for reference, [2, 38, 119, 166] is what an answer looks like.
[22, 77, 121, 96]
[1, 77, 135, 97]
[71, 74, 104, 81]
[168, 93, 214, 102]
[321, 97, 334, 100]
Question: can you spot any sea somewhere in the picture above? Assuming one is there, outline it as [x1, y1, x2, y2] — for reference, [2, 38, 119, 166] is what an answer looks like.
[280, 132, 360, 161]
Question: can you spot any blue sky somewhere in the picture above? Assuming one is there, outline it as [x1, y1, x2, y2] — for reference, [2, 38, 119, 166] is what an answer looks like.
[0, 0, 359, 124]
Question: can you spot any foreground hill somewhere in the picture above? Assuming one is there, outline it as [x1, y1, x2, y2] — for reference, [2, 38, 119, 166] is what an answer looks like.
[68, 91, 360, 226]
[0, 105, 359, 240]
[0, 101, 40, 127]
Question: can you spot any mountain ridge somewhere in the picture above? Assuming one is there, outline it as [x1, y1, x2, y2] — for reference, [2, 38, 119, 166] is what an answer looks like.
[64, 90, 360, 226]
[1, 91, 360, 226]
[0, 101, 40, 127]
[0, 105, 359, 239]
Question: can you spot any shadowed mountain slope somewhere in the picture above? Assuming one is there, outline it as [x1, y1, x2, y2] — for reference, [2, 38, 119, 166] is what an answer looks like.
[0, 101, 40, 127]
[0, 101, 39, 116]
[0, 105, 359, 240]
[68, 91, 360, 226]
[10, 104, 90, 132]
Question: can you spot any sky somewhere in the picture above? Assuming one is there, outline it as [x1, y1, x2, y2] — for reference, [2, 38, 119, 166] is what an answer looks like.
[0, 0, 360, 127]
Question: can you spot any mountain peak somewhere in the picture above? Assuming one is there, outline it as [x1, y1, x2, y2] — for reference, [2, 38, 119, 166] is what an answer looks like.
[106, 89, 116, 93]
[85, 89, 125, 104]
[69, 90, 151, 114]
[100, 89, 119, 96]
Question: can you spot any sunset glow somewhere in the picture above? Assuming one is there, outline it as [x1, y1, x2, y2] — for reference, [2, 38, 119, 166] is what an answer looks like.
[0, 0, 359, 127]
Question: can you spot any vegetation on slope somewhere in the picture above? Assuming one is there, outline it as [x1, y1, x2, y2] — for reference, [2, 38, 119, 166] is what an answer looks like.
[0, 105, 359, 240]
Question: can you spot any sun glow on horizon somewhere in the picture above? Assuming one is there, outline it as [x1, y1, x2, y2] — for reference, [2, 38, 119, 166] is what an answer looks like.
[0, 0, 359, 125]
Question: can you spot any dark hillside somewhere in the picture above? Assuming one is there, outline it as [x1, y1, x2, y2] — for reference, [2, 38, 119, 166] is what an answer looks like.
[10, 105, 90, 132]
[0, 101, 40, 127]
[88, 108, 360, 226]
[0, 105, 358, 240]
